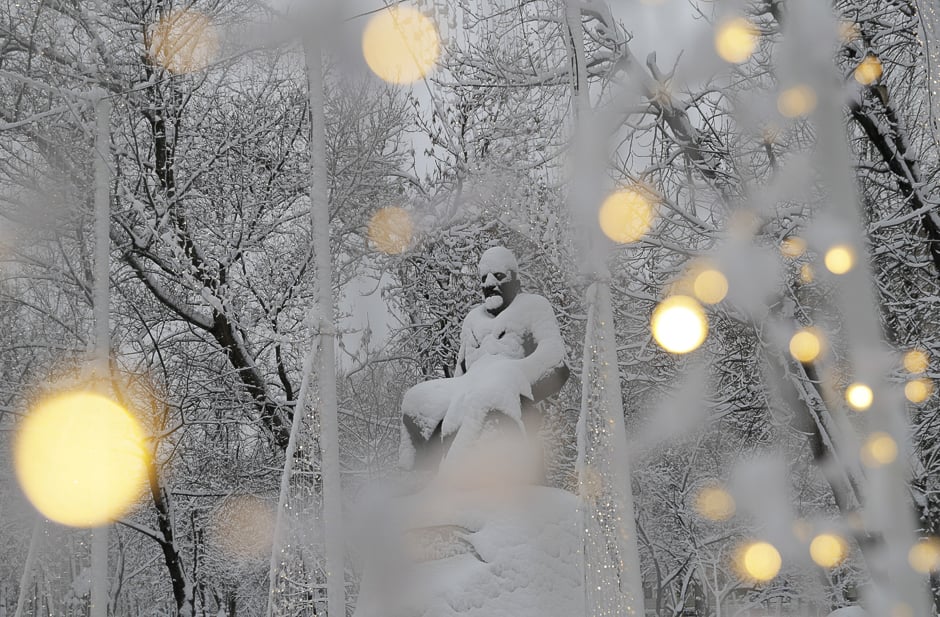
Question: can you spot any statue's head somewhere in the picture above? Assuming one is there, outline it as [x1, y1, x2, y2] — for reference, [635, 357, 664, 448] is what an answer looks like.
[478, 246, 521, 316]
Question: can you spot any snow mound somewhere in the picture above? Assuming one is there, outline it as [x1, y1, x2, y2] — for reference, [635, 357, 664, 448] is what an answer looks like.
[478, 246, 519, 276]
[353, 486, 584, 617]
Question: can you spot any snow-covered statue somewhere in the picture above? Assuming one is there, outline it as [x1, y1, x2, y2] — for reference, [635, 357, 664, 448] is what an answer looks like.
[399, 246, 570, 474]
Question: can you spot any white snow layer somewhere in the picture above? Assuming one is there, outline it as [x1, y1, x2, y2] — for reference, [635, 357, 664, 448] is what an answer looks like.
[352, 486, 584, 617]
[477, 246, 519, 276]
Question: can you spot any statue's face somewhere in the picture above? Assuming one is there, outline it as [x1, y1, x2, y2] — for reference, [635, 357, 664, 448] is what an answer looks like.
[478, 246, 521, 316]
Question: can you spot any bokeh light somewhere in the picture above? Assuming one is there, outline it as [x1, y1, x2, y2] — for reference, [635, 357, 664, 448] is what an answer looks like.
[693, 268, 729, 305]
[789, 328, 823, 363]
[780, 236, 806, 258]
[800, 263, 814, 283]
[905, 378, 933, 404]
[651, 295, 708, 354]
[368, 206, 413, 254]
[362, 7, 440, 84]
[777, 85, 817, 118]
[694, 484, 735, 521]
[715, 18, 759, 64]
[854, 55, 883, 85]
[148, 9, 218, 74]
[14, 391, 149, 528]
[860, 432, 898, 468]
[908, 537, 940, 574]
[737, 541, 782, 582]
[845, 382, 873, 411]
[810, 533, 849, 568]
[210, 494, 275, 559]
[598, 189, 655, 244]
[824, 245, 855, 274]
[903, 349, 929, 374]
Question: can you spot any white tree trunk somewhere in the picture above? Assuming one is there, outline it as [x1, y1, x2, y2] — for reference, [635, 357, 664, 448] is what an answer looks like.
[305, 42, 345, 617]
[564, 2, 645, 615]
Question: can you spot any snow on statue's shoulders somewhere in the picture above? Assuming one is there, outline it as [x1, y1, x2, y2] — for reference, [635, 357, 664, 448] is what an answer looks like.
[465, 293, 554, 329]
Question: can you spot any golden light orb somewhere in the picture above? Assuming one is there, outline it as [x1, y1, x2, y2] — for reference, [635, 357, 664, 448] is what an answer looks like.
[651, 295, 708, 354]
[861, 432, 898, 468]
[694, 484, 736, 521]
[838, 21, 861, 43]
[210, 495, 275, 559]
[903, 349, 929, 374]
[908, 537, 940, 574]
[789, 328, 823, 363]
[148, 9, 218, 74]
[598, 189, 655, 244]
[368, 206, 413, 254]
[905, 378, 933, 404]
[777, 85, 817, 118]
[800, 263, 815, 283]
[824, 245, 855, 274]
[693, 269, 729, 305]
[14, 391, 149, 528]
[738, 541, 782, 582]
[810, 533, 849, 568]
[715, 18, 759, 64]
[362, 7, 440, 84]
[854, 55, 883, 85]
[780, 236, 806, 258]
[845, 382, 873, 411]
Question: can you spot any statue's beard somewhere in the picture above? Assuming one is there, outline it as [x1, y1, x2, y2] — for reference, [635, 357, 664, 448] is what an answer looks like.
[483, 294, 504, 311]
[482, 279, 520, 315]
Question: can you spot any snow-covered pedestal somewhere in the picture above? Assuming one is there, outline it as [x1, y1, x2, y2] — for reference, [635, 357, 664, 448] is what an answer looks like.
[353, 485, 584, 617]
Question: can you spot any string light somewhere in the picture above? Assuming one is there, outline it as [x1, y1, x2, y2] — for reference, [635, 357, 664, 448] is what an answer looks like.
[780, 236, 806, 258]
[860, 432, 897, 468]
[778, 85, 817, 117]
[789, 328, 823, 363]
[692, 268, 728, 305]
[736, 541, 781, 582]
[854, 55, 883, 85]
[694, 484, 735, 521]
[715, 18, 759, 63]
[905, 378, 933, 404]
[598, 189, 655, 244]
[903, 349, 929, 373]
[908, 537, 940, 573]
[368, 207, 413, 254]
[845, 383, 873, 411]
[810, 533, 849, 567]
[824, 245, 855, 274]
[148, 9, 218, 74]
[651, 295, 708, 354]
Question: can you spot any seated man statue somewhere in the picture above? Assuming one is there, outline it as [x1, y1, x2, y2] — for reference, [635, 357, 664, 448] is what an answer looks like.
[399, 246, 570, 472]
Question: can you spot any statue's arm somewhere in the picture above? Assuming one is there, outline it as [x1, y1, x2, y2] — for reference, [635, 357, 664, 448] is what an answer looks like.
[454, 313, 471, 377]
[520, 295, 570, 401]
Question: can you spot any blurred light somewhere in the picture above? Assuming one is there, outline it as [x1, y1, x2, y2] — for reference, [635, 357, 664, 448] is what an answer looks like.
[777, 85, 817, 118]
[810, 533, 849, 568]
[905, 378, 933, 404]
[903, 349, 929, 374]
[598, 189, 654, 244]
[737, 541, 781, 582]
[854, 55, 883, 85]
[368, 207, 413, 254]
[715, 18, 759, 64]
[694, 484, 735, 521]
[693, 269, 728, 305]
[362, 7, 440, 84]
[800, 263, 814, 283]
[14, 391, 149, 528]
[845, 383, 873, 411]
[893, 604, 914, 617]
[792, 519, 813, 542]
[839, 21, 860, 43]
[908, 537, 940, 573]
[824, 245, 854, 274]
[210, 495, 275, 559]
[651, 295, 708, 354]
[789, 328, 823, 363]
[148, 10, 218, 74]
[780, 236, 806, 258]
[860, 432, 897, 468]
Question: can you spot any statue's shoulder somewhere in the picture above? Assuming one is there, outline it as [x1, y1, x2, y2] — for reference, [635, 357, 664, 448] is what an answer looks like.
[462, 303, 490, 328]
[514, 293, 554, 313]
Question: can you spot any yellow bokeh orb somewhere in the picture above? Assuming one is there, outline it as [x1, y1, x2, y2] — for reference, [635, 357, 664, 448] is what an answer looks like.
[738, 541, 782, 582]
[789, 328, 823, 363]
[695, 484, 735, 521]
[903, 349, 929, 374]
[845, 382, 873, 411]
[777, 85, 817, 118]
[651, 295, 708, 354]
[860, 432, 897, 468]
[905, 378, 933, 404]
[149, 9, 218, 74]
[908, 538, 940, 574]
[598, 189, 655, 244]
[715, 18, 759, 64]
[854, 55, 883, 85]
[780, 236, 806, 258]
[810, 533, 849, 568]
[368, 206, 413, 254]
[14, 392, 149, 528]
[362, 7, 440, 84]
[824, 245, 855, 274]
[210, 495, 275, 559]
[693, 269, 729, 305]
[800, 263, 815, 283]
